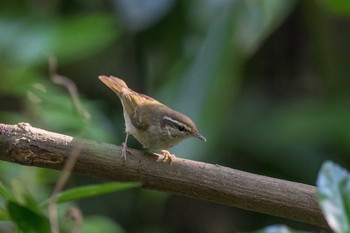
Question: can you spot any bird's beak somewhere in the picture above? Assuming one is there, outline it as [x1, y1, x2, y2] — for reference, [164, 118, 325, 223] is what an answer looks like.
[194, 132, 207, 142]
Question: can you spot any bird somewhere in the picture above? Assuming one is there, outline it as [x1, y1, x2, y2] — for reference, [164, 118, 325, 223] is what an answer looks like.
[98, 75, 206, 161]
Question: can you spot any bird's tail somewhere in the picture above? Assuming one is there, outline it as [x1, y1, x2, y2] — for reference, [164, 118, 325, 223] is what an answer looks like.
[98, 75, 129, 97]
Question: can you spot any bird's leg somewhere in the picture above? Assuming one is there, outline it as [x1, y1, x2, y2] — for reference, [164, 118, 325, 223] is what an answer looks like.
[158, 150, 176, 163]
[121, 133, 130, 160]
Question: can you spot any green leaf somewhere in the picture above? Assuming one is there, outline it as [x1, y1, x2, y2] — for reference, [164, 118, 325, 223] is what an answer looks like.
[50, 14, 118, 62]
[317, 0, 350, 16]
[7, 201, 50, 233]
[0, 14, 118, 65]
[42, 182, 140, 205]
[0, 207, 10, 220]
[246, 225, 308, 233]
[11, 180, 39, 211]
[81, 216, 126, 233]
[317, 161, 350, 233]
[0, 182, 14, 201]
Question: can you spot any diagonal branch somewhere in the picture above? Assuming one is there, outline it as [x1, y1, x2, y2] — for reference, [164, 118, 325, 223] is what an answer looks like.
[0, 122, 328, 228]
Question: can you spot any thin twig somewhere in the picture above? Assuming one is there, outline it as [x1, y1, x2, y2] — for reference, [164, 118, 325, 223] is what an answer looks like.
[48, 55, 90, 122]
[48, 144, 82, 233]
[65, 207, 83, 233]
[47, 57, 89, 233]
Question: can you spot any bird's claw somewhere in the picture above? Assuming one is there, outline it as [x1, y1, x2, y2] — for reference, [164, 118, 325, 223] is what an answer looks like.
[156, 150, 175, 163]
[121, 142, 130, 160]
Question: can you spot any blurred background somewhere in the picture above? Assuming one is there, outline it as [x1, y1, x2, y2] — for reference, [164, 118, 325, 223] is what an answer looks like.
[1, 0, 350, 232]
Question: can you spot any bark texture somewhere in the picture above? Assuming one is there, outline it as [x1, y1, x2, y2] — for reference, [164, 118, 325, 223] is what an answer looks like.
[0, 123, 328, 228]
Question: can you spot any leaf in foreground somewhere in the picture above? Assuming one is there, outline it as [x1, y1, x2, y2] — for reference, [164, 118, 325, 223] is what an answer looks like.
[317, 161, 350, 233]
[7, 201, 50, 233]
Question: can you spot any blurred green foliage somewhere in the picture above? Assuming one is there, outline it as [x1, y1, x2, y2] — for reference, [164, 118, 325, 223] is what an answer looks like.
[1, 0, 350, 232]
[0, 180, 139, 232]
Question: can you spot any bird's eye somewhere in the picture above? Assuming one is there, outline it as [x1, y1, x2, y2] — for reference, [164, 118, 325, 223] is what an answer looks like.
[178, 125, 185, 131]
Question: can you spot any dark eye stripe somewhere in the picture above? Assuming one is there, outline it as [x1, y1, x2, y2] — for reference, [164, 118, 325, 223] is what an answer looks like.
[163, 116, 191, 133]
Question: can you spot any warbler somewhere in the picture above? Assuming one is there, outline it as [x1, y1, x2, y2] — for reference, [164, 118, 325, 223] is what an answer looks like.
[99, 75, 206, 161]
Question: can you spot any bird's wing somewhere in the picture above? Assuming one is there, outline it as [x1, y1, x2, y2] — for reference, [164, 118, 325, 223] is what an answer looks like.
[121, 91, 161, 130]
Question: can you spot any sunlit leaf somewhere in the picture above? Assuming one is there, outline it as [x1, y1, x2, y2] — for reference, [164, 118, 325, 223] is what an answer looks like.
[317, 161, 350, 233]
[7, 201, 50, 233]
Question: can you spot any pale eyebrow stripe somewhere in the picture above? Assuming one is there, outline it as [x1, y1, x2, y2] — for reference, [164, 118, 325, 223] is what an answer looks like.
[163, 116, 182, 125]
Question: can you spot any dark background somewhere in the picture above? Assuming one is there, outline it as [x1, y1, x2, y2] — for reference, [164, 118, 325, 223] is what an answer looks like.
[1, 0, 350, 232]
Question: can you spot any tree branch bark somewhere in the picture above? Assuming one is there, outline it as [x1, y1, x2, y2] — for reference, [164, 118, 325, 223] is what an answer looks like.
[0, 123, 327, 228]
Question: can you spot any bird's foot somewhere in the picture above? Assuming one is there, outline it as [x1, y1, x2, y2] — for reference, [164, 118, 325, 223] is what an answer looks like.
[121, 142, 131, 160]
[156, 150, 176, 163]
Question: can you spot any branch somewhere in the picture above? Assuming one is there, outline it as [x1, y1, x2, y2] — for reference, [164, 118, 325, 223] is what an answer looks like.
[0, 123, 327, 228]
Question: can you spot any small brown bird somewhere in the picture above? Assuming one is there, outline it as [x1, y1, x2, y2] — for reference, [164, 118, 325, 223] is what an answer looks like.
[98, 75, 206, 161]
